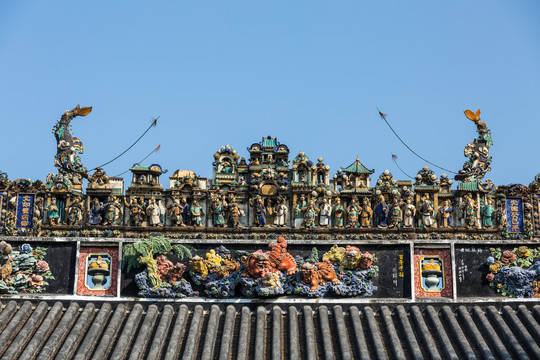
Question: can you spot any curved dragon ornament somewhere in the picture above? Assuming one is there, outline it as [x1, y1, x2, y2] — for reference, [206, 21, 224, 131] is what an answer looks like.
[51, 105, 92, 186]
[455, 109, 494, 190]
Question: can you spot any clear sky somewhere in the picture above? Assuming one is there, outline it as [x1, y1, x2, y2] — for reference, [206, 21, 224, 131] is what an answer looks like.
[1, 1, 539, 189]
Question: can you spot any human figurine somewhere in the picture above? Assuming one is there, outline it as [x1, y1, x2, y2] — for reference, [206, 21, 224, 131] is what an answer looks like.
[250, 196, 266, 227]
[211, 194, 226, 227]
[374, 195, 389, 228]
[33, 198, 44, 229]
[402, 198, 416, 228]
[294, 195, 307, 228]
[191, 200, 203, 226]
[265, 198, 276, 226]
[455, 196, 465, 227]
[89, 198, 103, 225]
[481, 198, 495, 228]
[146, 197, 162, 227]
[274, 197, 288, 227]
[238, 176, 247, 186]
[302, 200, 319, 228]
[45, 198, 60, 225]
[180, 197, 190, 224]
[388, 197, 402, 228]
[332, 197, 345, 228]
[438, 199, 453, 228]
[462, 194, 478, 229]
[125, 196, 144, 226]
[359, 198, 373, 228]
[227, 195, 243, 228]
[346, 197, 360, 228]
[168, 197, 185, 227]
[66, 196, 84, 225]
[318, 198, 332, 227]
[103, 195, 121, 225]
[420, 195, 435, 228]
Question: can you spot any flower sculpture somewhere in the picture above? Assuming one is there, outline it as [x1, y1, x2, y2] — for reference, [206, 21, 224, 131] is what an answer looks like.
[0, 242, 54, 294]
[485, 247, 540, 298]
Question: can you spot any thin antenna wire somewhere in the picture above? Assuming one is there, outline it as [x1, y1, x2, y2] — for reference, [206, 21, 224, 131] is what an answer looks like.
[90, 116, 159, 171]
[378, 108, 458, 174]
[391, 154, 414, 179]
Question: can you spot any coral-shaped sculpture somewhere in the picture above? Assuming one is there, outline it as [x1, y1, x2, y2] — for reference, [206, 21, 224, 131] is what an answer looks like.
[485, 246, 540, 298]
[0, 242, 54, 294]
[189, 247, 241, 298]
[375, 170, 398, 196]
[439, 174, 453, 192]
[455, 109, 493, 183]
[414, 167, 439, 186]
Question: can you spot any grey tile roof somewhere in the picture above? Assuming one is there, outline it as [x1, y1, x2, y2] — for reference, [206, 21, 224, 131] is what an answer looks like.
[1, 300, 540, 359]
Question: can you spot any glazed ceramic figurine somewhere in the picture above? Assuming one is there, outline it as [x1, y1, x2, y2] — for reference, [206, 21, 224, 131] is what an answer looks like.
[274, 198, 288, 227]
[249, 196, 267, 227]
[180, 197, 190, 224]
[359, 198, 373, 228]
[402, 198, 416, 228]
[265, 199, 276, 226]
[190, 200, 203, 227]
[88, 198, 103, 225]
[463, 194, 479, 229]
[146, 197, 161, 227]
[481, 198, 495, 228]
[438, 200, 453, 228]
[318, 198, 332, 227]
[167, 197, 185, 227]
[294, 195, 307, 228]
[302, 199, 319, 228]
[211, 194, 226, 227]
[420, 195, 435, 228]
[241, 250, 270, 279]
[45, 198, 60, 225]
[301, 261, 340, 292]
[332, 197, 345, 228]
[346, 197, 360, 228]
[66, 196, 84, 225]
[125, 196, 145, 226]
[374, 195, 389, 228]
[227, 195, 243, 228]
[266, 237, 297, 275]
[388, 197, 402, 228]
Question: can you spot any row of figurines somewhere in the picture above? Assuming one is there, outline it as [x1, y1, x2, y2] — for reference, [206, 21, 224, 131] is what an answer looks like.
[32, 192, 498, 230]
[134, 238, 379, 298]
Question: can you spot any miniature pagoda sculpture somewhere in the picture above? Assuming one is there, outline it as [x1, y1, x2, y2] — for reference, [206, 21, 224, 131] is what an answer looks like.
[455, 109, 494, 189]
[49, 105, 92, 192]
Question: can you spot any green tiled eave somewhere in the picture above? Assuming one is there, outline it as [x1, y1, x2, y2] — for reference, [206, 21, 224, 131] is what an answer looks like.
[343, 159, 374, 175]
[458, 181, 478, 191]
[262, 138, 277, 147]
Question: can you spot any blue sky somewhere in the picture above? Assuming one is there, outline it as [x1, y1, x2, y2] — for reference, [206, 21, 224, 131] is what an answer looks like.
[1, 1, 539, 189]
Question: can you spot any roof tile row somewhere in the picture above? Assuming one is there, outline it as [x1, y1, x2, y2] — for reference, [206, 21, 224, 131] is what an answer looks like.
[0, 300, 540, 359]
